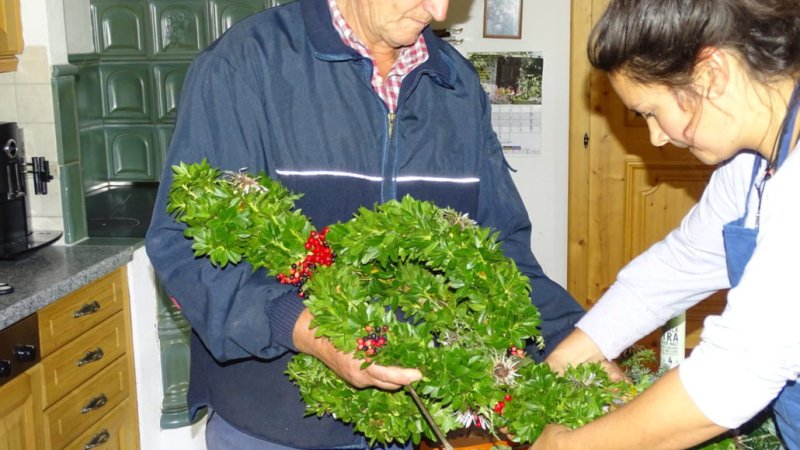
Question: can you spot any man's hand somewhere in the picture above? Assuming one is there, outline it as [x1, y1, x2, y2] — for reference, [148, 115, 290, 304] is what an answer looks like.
[292, 308, 422, 390]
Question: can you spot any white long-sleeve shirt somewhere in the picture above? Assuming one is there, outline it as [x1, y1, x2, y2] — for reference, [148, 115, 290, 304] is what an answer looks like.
[577, 146, 800, 428]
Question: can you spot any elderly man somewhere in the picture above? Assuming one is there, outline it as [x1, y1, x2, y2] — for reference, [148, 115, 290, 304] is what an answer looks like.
[146, 0, 585, 449]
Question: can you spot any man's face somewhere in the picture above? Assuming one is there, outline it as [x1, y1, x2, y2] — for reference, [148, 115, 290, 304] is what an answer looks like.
[356, 0, 449, 49]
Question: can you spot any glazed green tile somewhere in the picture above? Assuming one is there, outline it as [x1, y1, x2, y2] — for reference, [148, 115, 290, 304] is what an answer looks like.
[153, 63, 189, 122]
[51, 65, 81, 165]
[208, 0, 267, 41]
[80, 126, 109, 190]
[75, 62, 104, 123]
[60, 162, 89, 243]
[99, 62, 153, 122]
[156, 280, 194, 428]
[92, 1, 148, 57]
[150, 0, 207, 58]
[156, 125, 174, 178]
[104, 125, 157, 181]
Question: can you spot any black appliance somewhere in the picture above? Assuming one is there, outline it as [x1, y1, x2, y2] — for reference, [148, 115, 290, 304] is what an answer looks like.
[0, 313, 39, 387]
[0, 122, 61, 259]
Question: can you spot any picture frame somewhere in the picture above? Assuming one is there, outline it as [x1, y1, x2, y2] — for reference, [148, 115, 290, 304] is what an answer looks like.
[483, 0, 523, 39]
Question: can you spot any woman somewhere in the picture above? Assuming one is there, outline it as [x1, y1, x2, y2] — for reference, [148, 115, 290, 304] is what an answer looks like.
[533, 0, 800, 448]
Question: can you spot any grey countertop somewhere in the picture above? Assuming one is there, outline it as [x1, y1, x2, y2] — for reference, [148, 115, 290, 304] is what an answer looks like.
[0, 241, 141, 330]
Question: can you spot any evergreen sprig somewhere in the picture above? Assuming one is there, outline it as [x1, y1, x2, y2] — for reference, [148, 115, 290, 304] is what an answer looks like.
[166, 160, 640, 445]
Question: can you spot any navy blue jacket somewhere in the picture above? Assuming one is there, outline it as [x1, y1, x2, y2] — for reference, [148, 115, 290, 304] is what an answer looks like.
[145, 0, 584, 447]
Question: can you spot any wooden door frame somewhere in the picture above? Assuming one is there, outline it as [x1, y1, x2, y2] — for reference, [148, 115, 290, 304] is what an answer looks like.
[567, 0, 593, 307]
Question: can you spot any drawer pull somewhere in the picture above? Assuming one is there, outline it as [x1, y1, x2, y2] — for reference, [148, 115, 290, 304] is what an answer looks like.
[81, 393, 108, 414]
[73, 301, 101, 318]
[76, 348, 104, 367]
[83, 429, 110, 449]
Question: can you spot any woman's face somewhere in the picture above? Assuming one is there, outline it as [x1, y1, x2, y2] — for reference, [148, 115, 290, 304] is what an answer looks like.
[609, 72, 741, 165]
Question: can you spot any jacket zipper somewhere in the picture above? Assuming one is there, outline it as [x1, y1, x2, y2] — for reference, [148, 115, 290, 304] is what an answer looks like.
[387, 112, 396, 139]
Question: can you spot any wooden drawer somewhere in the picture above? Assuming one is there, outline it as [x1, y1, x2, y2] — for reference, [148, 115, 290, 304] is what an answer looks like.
[39, 313, 127, 408]
[42, 357, 130, 449]
[38, 269, 126, 357]
[62, 399, 135, 450]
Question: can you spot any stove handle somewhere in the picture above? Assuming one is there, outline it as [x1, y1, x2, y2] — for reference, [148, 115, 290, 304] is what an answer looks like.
[13, 344, 36, 362]
[0, 360, 10, 378]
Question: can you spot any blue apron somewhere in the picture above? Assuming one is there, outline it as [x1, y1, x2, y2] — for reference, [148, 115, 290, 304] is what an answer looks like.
[722, 83, 800, 449]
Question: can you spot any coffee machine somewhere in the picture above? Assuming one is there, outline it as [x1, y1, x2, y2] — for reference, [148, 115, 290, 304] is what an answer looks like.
[0, 122, 61, 259]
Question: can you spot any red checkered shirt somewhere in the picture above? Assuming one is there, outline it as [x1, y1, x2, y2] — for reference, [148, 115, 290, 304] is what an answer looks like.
[327, 0, 429, 113]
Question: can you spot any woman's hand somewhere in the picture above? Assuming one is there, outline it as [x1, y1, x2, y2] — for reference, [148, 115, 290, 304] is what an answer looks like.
[529, 424, 572, 450]
[546, 328, 627, 381]
[292, 308, 422, 390]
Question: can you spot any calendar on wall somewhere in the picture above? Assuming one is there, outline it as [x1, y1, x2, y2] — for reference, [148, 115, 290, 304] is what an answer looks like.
[468, 51, 543, 157]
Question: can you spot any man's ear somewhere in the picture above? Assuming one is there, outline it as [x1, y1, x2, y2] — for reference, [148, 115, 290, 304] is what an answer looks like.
[694, 46, 729, 100]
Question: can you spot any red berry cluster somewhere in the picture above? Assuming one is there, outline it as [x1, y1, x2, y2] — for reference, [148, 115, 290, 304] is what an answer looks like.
[356, 325, 389, 362]
[493, 394, 513, 415]
[275, 227, 335, 297]
[506, 345, 525, 358]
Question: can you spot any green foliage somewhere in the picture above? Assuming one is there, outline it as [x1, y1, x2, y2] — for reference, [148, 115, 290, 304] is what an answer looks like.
[167, 160, 311, 273]
[167, 161, 643, 445]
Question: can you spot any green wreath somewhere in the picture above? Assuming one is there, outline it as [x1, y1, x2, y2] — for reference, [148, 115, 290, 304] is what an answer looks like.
[167, 160, 633, 446]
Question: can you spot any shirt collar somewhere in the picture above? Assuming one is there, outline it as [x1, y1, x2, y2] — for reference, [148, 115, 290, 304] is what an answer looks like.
[300, 0, 454, 87]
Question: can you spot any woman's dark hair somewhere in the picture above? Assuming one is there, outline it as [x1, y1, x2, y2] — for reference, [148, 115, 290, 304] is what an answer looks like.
[588, 0, 800, 89]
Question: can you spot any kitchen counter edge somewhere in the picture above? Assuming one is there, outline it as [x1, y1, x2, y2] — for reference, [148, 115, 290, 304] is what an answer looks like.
[0, 240, 142, 330]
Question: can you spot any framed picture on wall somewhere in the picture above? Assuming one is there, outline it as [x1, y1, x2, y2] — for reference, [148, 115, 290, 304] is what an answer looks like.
[483, 0, 523, 39]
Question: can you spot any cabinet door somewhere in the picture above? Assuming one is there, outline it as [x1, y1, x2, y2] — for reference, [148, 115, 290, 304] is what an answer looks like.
[0, 372, 37, 450]
[0, 0, 22, 72]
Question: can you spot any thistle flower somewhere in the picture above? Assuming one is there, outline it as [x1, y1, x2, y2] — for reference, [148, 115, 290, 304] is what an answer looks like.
[440, 208, 477, 230]
[454, 409, 490, 430]
[222, 168, 268, 194]
[491, 351, 522, 387]
[568, 371, 601, 388]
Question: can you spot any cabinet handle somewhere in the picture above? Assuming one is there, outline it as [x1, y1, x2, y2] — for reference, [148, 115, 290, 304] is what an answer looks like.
[80, 393, 108, 414]
[76, 348, 104, 367]
[83, 429, 110, 449]
[73, 301, 101, 318]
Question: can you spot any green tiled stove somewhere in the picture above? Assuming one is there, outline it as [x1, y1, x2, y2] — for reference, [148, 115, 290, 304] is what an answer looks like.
[51, 0, 295, 428]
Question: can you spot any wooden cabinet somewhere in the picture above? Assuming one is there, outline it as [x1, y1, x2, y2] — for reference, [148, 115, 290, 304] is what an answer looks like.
[34, 268, 140, 450]
[0, 371, 37, 450]
[0, 0, 22, 72]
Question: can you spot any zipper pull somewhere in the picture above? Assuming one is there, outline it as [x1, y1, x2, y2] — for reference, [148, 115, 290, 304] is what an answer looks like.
[388, 112, 396, 139]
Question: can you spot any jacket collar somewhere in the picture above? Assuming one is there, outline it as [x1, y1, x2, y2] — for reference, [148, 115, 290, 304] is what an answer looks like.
[300, 0, 455, 88]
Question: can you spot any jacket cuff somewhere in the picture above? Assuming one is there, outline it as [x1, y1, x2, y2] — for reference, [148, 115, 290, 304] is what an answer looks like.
[266, 292, 307, 352]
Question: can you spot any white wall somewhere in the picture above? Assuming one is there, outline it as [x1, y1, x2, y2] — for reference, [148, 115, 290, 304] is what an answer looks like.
[63, 0, 94, 54]
[441, 0, 572, 285]
[128, 247, 208, 450]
